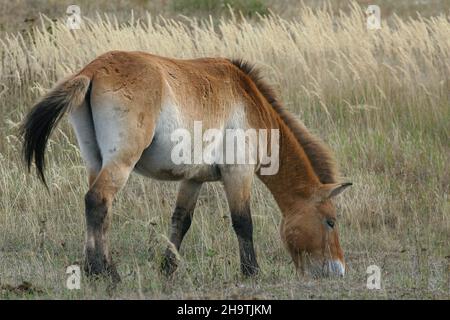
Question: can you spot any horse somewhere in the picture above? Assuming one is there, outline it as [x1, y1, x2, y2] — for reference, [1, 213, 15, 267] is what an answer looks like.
[21, 51, 351, 282]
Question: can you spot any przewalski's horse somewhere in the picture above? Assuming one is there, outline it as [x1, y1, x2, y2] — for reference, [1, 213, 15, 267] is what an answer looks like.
[21, 51, 351, 281]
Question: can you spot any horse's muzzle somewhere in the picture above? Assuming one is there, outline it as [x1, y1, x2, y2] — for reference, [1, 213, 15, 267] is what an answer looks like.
[325, 260, 345, 277]
[309, 259, 345, 278]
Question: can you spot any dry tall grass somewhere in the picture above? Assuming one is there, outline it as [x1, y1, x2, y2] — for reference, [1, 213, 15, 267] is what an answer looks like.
[0, 3, 448, 298]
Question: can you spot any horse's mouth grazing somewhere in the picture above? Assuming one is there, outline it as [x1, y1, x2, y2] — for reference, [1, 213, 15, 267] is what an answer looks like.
[310, 260, 346, 278]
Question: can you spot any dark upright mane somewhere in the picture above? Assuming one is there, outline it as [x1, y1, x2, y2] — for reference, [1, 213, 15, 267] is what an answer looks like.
[230, 59, 339, 184]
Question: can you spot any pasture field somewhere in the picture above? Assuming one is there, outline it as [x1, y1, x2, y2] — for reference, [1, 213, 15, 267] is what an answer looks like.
[0, 1, 449, 299]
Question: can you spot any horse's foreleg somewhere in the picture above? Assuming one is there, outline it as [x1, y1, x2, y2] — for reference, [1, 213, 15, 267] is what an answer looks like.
[161, 180, 202, 276]
[222, 166, 259, 277]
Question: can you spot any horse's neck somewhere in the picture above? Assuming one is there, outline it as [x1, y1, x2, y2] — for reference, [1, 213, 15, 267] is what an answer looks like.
[257, 120, 320, 214]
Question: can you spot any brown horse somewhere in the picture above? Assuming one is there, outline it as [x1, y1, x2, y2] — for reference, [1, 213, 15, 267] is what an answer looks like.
[21, 51, 351, 281]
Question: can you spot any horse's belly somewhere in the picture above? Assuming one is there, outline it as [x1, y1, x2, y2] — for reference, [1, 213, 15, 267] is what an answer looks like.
[133, 99, 225, 182]
[134, 132, 221, 182]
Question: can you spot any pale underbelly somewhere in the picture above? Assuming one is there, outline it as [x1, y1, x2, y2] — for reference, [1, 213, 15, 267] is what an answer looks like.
[133, 137, 221, 182]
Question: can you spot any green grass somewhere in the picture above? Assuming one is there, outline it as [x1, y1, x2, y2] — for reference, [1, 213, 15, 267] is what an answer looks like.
[172, 0, 268, 16]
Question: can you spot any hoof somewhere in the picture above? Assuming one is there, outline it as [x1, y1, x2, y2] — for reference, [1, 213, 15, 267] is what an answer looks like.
[84, 258, 121, 283]
[241, 263, 259, 277]
[160, 250, 179, 277]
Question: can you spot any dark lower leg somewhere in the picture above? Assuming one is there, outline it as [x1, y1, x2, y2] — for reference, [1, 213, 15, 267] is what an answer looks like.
[161, 206, 193, 275]
[231, 203, 259, 276]
[84, 190, 120, 282]
[168, 206, 193, 250]
[161, 180, 202, 276]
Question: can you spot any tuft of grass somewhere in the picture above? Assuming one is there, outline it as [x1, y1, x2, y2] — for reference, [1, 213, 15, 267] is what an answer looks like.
[0, 1, 448, 299]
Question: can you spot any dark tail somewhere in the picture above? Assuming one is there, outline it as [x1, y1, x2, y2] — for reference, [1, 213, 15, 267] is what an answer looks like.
[20, 75, 91, 187]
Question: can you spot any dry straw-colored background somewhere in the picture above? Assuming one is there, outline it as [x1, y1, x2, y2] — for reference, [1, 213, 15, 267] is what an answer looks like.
[0, 0, 448, 298]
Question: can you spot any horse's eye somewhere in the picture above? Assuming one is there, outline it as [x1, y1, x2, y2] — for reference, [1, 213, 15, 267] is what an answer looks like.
[326, 219, 335, 229]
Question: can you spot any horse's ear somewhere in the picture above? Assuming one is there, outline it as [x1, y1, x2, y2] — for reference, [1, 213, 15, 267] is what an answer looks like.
[319, 182, 352, 200]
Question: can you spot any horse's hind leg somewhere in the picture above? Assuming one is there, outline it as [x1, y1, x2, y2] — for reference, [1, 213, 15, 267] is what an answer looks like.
[84, 92, 156, 281]
[84, 149, 150, 281]
[221, 166, 259, 276]
[69, 100, 102, 187]
[161, 180, 202, 276]
[84, 161, 134, 282]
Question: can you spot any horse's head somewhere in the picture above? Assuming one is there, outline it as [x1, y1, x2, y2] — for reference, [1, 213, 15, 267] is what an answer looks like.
[280, 182, 352, 277]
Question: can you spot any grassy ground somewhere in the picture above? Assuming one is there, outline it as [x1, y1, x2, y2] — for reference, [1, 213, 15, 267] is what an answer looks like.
[0, 1, 449, 299]
[1, 0, 450, 35]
